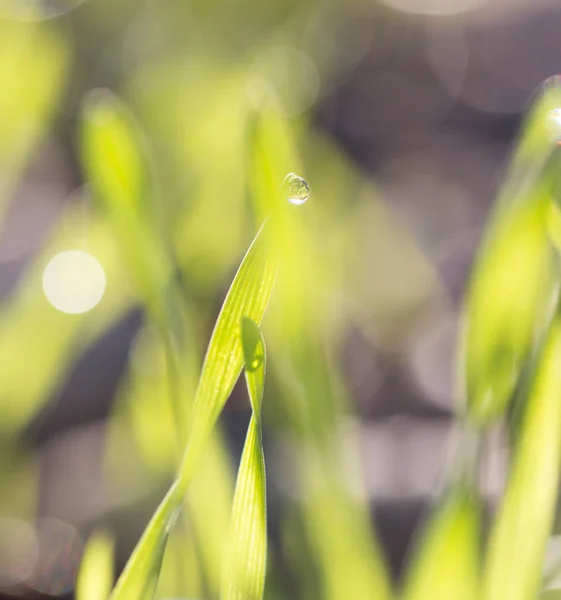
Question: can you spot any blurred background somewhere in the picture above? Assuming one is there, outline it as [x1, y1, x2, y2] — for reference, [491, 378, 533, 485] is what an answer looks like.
[0, 0, 556, 597]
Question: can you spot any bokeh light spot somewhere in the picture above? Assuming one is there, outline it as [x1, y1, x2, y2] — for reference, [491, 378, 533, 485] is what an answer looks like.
[42, 250, 106, 314]
[250, 46, 320, 116]
[0, 518, 39, 591]
[26, 518, 83, 596]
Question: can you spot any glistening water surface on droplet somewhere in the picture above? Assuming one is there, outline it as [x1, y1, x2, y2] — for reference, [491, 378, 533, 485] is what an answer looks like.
[282, 173, 310, 205]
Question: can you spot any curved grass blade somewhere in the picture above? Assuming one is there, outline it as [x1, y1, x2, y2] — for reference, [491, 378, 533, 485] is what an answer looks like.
[178, 222, 277, 489]
[109, 482, 181, 600]
[110, 224, 276, 600]
[461, 82, 561, 425]
[76, 530, 115, 600]
[401, 486, 480, 600]
[221, 317, 267, 600]
[482, 314, 561, 600]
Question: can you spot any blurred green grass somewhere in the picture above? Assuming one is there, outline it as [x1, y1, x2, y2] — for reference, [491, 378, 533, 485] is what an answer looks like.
[2, 4, 561, 600]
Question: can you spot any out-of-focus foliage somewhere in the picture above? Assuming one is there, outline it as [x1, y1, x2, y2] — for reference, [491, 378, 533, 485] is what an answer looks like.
[483, 315, 561, 600]
[81, 92, 176, 333]
[401, 486, 480, 600]
[76, 530, 114, 600]
[461, 81, 561, 426]
[4, 2, 561, 600]
[0, 20, 68, 210]
[0, 203, 129, 435]
[0, 19, 75, 435]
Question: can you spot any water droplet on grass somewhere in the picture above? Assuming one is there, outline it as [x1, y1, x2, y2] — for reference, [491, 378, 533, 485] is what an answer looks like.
[283, 173, 309, 205]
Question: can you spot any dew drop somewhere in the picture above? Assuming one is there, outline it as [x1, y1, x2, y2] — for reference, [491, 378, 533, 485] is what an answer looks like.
[249, 352, 263, 372]
[283, 173, 310, 205]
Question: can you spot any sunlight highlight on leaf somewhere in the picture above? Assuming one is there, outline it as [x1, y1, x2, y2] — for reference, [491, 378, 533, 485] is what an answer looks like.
[0, 20, 69, 215]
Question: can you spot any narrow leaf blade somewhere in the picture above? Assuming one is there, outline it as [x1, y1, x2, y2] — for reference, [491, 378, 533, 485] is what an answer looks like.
[109, 482, 181, 600]
[111, 226, 276, 600]
[179, 222, 276, 487]
[483, 316, 561, 600]
[221, 417, 267, 600]
[76, 530, 115, 600]
[81, 89, 148, 214]
[221, 318, 267, 600]
[80, 90, 172, 314]
[402, 487, 480, 600]
[462, 83, 561, 425]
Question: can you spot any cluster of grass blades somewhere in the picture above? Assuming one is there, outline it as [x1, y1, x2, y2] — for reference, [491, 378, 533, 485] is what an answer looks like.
[402, 76, 561, 600]
[80, 90, 279, 600]
[74, 77, 561, 600]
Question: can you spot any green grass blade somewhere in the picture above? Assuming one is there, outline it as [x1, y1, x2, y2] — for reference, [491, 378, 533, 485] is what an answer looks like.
[482, 315, 561, 600]
[178, 222, 277, 489]
[221, 418, 267, 600]
[462, 83, 561, 425]
[221, 317, 267, 600]
[76, 530, 115, 600]
[302, 465, 393, 600]
[81, 89, 148, 214]
[109, 482, 182, 600]
[463, 186, 556, 424]
[110, 224, 276, 599]
[81, 90, 174, 326]
[401, 487, 480, 600]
